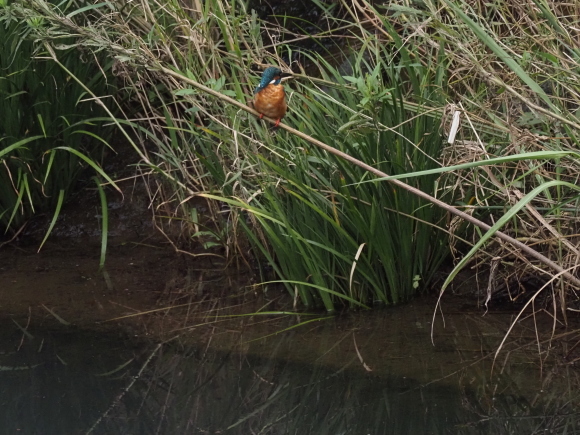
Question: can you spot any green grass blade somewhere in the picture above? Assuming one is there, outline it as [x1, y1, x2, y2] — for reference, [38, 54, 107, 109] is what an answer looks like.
[0, 136, 44, 159]
[95, 176, 108, 270]
[37, 189, 65, 252]
[53, 146, 121, 195]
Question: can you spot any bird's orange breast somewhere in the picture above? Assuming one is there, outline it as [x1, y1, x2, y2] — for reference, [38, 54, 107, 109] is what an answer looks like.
[254, 84, 287, 120]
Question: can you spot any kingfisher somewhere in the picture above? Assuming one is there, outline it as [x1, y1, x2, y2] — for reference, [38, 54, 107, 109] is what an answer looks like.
[253, 67, 287, 127]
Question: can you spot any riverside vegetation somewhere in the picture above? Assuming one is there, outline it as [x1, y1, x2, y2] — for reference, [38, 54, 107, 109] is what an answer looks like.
[1, 0, 580, 324]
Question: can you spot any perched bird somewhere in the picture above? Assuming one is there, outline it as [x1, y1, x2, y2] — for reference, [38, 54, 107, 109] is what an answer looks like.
[253, 67, 287, 127]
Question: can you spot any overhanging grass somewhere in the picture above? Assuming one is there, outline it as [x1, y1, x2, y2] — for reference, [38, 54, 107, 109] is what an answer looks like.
[11, 0, 580, 314]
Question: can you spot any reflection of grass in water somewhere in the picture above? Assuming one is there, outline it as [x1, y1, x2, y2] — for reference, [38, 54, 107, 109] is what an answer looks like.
[86, 304, 580, 433]
[435, 313, 580, 434]
[102, 336, 463, 433]
[0, 322, 140, 434]
[459, 379, 580, 434]
[92, 328, 580, 435]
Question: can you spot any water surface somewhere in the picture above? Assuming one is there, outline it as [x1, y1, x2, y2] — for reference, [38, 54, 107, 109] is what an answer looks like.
[1, 244, 579, 434]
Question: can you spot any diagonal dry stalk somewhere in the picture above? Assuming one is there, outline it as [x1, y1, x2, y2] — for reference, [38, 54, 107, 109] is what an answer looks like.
[28, 0, 580, 302]
[155, 64, 580, 289]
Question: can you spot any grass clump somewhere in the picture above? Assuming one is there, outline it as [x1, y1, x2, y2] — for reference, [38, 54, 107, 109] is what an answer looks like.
[233, 47, 453, 309]
[0, 4, 117, 236]
[8, 0, 580, 316]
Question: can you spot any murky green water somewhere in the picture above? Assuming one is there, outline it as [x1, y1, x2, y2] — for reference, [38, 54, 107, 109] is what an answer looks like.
[0, 323, 135, 434]
[1, 243, 579, 434]
[2, 307, 579, 434]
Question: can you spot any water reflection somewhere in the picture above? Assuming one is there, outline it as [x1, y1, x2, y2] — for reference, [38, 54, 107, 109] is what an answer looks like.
[1, 308, 579, 434]
[127, 345, 467, 434]
[0, 321, 136, 434]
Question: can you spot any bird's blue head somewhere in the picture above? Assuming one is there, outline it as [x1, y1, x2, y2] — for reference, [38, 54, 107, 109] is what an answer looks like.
[254, 67, 283, 94]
